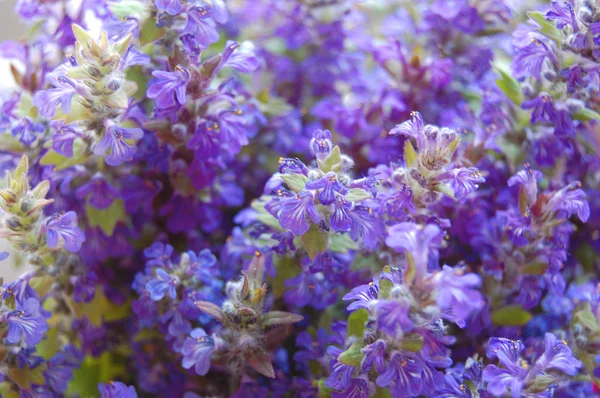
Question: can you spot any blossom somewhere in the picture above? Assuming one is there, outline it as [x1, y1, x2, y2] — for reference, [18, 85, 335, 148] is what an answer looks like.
[98, 381, 138, 398]
[376, 351, 423, 397]
[482, 338, 528, 397]
[434, 265, 483, 327]
[6, 298, 48, 346]
[386, 223, 443, 277]
[155, 0, 181, 15]
[277, 190, 321, 235]
[361, 340, 387, 374]
[147, 66, 190, 109]
[146, 268, 179, 301]
[306, 172, 348, 205]
[181, 328, 216, 376]
[94, 124, 144, 166]
[75, 173, 120, 209]
[530, 333, 581, 377]
[46, 211, 85, 252]
[343, 280, 379, 311]
[438, 167, 485, 199]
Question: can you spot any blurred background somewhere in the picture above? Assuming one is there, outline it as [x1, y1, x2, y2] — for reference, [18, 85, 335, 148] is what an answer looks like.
[0, 0, 24, 282]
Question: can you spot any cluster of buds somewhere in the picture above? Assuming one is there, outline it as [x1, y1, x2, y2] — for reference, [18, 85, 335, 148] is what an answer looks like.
[0, 156, 53, 250]
[387, 111, 485, 206]
[193, 253, 303, 379]
[33, 25, 147, 166]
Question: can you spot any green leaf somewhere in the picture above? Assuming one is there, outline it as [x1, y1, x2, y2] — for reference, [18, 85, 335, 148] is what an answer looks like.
[66, 288, 130, 327]
[40, 139, 89, 171]
[36, 327, 59, 360]
[67, 352, 126, 396]
[0, 133, 26, 152]
[271, 256, 301, 298]
[8, 364, 46, 390]
[329, 233, 359, 253]
[345, 188, 372, 202]
[126, 66, 149, 101]
[521, 262, 548, 275]
[281, 173, 308, 192]
[28, 275, 54, 297]
[139, 18, 165, 46]
[317, 145, 342, 173]
[347, 308, 369, 337]
[86, 200, 126, 236]
[574, 309, 598, 331]
[491, 305, 533, 326]
[404, 140, 418, 168]
[399, 333, 424, 352]
[527, 11, 562, 45]
[301, 224, 328, 259]
[572, 108, 600, 121]
[373, 388, 393, 398]
[338, 341, 365, 368]
[314, 379, 333, 398]
[495, 66, 523, 106]
[109, 0, 148, 18]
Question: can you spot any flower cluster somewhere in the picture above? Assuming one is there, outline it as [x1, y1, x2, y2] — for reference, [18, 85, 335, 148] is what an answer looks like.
[0, 0, 599, 396]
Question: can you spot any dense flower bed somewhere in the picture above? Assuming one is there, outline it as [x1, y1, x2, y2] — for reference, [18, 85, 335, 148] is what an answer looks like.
[0, 0, 598, 397]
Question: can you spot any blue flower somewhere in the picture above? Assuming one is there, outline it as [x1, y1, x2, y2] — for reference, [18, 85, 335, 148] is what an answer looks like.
[376, 351, 423, 398]
[433, 265, 483, 328]
[146, 268, 179, 301]
[438, 167, 485, 200]
[6, 297, 48, 346]
[181, 328, 216, 376]
[342, 280, 379, 311]
[147, 66, 190, 109]
[75, 173, 121, 210]
[94, 124, 144, 166]
[482, 338, 528, 397]
[98, 381, 138, 398]
[530, 333, 581, 377]
[155, 0, 181, 15]
[46, 211, 86, 253]
[306, 172, 348, 205]
[2, 274, 37, 305]
[144, 242, 174, 269]
[186, 249, 218, 284]
[361, 340, 387, 374]
[277, 190, 321, 235]
[330, 196, 352, 232]
[375, 299, 413, 338]
[348, 205, 384, 250]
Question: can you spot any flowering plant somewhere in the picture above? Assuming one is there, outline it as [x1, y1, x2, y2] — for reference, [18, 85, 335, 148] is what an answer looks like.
[0, 0, 598, 396]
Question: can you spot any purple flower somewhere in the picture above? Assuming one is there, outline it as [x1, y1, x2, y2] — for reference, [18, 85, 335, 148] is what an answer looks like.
[438, 167, 485, 200]
[11, 118, 45, 145]
[75, 173, 120, 209]
[6, 298, 48, 346]
[513, 40, 557, 80]
[2, 274, 37, 305]
[530, 333, 581, 377]
[94, 124, 144, 166]
[348, 205, 384, 250]
[507, 166, 542, 205]
[330, 196, 353, 232]
[325, 346, 355, 391]
[434, 265, 483, 327]
[546, 1, 577, 30]
[522, 93, 556, 123]
[70, 272, 98, 303]
[186, 249, 218, 283]
[310, 129, 333, 159]
[144, 242, 174, 269]
[361, 340, 387, 374]
[482, 338, 528, 397]
[147, 66, 190, 109]
[32, 73, 76, 118]
[343, 280, 379, 311]
[98, 381, 138, 398]
[220, 41, 260, 73]
[389, 111, 425, 139]
[46, 212, 86, 253]
[547, 181, 590, 222]
[375, 299, 413, 338]
[146, 268, 179, 301]
[277, 190, 321, 235]
[386, 223, 443, 278]
[376, 351, 423, 397]
[306, 172, 348, 205]
[184, 7, 220, 48]
[332, 378, 372, 398]
[155, 0, 181, 15]
[181, 328, 216, 376]
[294, 329, 327, 367]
